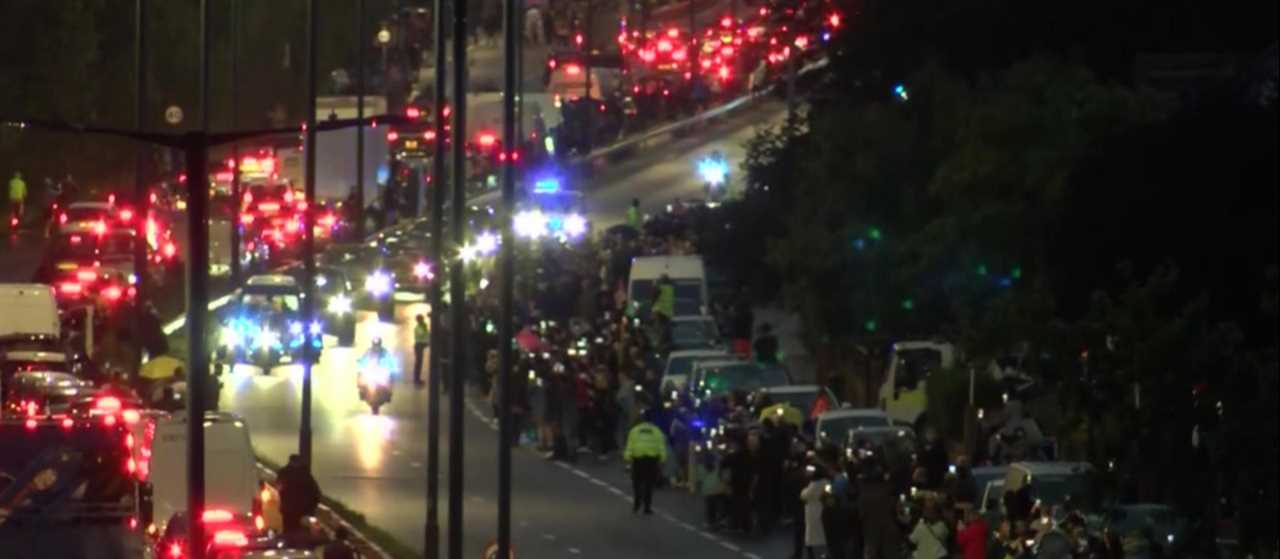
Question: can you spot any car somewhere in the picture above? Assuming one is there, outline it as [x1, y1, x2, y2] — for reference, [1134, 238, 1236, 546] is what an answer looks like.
[690, 358, 791, 401]
[668, 315, 723, 352]
[513, 180, 589, 241]
[662, 349, 729, 393]
[814, 408, 893, 448]
[1099, 503, 1189, 556]
[754, 384, 840, 416]
[149, 411, 279, 540]
[214, 275, 320, 372]
[1003, 461, 1097, 516]
[3, 370, 94, 416]
[282, 265, 357, 346]
[54, 200, 113, 234]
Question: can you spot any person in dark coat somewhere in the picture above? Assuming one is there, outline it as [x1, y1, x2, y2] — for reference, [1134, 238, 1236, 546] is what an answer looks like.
[278, 454, 321, 534]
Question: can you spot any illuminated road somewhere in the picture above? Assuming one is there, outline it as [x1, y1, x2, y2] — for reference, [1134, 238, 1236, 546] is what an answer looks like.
[224, 99, 795, 558]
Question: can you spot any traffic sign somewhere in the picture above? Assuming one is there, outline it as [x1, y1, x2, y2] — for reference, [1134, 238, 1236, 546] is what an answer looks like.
[164, 105, 184, 125]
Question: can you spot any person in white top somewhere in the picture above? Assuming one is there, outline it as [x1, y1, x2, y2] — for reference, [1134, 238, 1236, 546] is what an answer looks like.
[909, 499, 951, 559]
[798, 469, 828, 558]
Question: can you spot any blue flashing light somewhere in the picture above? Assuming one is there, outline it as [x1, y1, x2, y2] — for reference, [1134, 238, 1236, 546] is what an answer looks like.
[534, 177, 561, 193]
[997, 276, 1013, 288]
[893, 83, 909, 101]
[698, 158, 729, 186]
[375, 164, 390, 185]
[547, 215, 564, 231]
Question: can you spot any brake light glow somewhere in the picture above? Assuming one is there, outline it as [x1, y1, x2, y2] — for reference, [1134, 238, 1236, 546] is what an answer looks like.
[202, 509, 234, 523]
[478, 133, 497, 147]
[168, 542, 182, 558]
[62, 417, 74, 429]
[719, 65, 731, 80]
[667, 28, 680, 38]
[126, 457, 137, 474]
[406, 107, 421, 119]
[829, 13, 841, 28]
[387, 131, 399, 142]
[548, 58, 557, 69]
[658, 39, 672, 52]
[59, 212, 68, 224]
[24, 418, 37, 431]
[96, 396, 122, 413]
[93, 220, 107, 235]
[123, 409, 140, 424]
[163, 242, 177, 259]
[103, 414, 117, 427]
[721, 16, 733, 28]
[241, 214, 255, 225]
[255, 514, 265, 531]
[213, 530, 249, 548]
[423, 130, 436, 140]
[564, 64, 581, 76]
[105, 285, 124, 301]
[59, 282, 83, 296]
[77, 269, 98, 282]
[258, 202, 280, 213]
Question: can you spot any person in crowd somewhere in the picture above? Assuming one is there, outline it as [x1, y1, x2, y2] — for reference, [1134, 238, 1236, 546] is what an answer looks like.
[860, 459, 905, 559]
[955, 506, 989, 559]
[278, 454, 321, 535]
[754, 323, 780, 364]
[699, 451, 730, 529]
[591, 366, 617, 458]
[624, 412, 669, 514]
[722, 438, 755, 533]
[909, 499, 951, 559]
[627, 198, 642, 230]
[799, 462, 829, 559]
[731, 292, 754, 357]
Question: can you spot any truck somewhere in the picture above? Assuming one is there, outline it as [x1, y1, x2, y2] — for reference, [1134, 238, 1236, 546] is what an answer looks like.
[0, 412, 152, 559]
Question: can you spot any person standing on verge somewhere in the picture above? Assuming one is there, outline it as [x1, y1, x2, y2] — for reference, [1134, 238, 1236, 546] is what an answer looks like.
[277, 454, 321, 535]
[412, 314, 429, 386]
[624, 411, 668, 515]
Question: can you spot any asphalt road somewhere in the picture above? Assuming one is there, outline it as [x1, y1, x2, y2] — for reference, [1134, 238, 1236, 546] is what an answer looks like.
[222, 99, 797, 559]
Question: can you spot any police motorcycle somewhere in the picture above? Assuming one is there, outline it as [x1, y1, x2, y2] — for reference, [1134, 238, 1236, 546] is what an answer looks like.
[696, 150, 730, 206]
[357, 337, 396, 414]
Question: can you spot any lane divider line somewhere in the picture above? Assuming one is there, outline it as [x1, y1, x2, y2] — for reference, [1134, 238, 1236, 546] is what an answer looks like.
[461, 398, 763, 559]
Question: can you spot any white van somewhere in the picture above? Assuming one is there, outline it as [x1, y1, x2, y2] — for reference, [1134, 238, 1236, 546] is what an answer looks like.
[627, 255, 708, 317]
[0, 284, 61, 339]
[150, 411, 267, 532]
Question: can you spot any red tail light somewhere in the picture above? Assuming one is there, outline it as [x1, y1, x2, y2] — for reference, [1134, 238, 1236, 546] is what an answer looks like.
[119, 209, 134, 222]
[59, 282, 83, 296]
[163, 242, 177, 259]
[108, 194, 116, 205]
[59, 212, 68, 224]
[478, 133, 497, 147]
[406, 107, 421, 119]
[258, 202, 280, 213]
[62, 417, 74, 429]
[76, 269, 98, 282]
[241, 214, 255, 225]
[387, 131, 399, 142]
[721, 16, 733, 28]
[423, 130, 436, 140]
[564, 64, 581, 76]
[93, 220, 107, 235]
[105, 286, 123, 301]
[103, 414, 117, 427]
[547, 58, 557, 69]
[24, 418, 37, 431]
[167, 542, 183, 558]
[667, 28, 680, 38]
[123, 409, 140, 424]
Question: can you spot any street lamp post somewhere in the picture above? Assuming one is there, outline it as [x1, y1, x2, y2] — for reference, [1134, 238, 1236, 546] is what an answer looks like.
[299, 0, 319, 468]
[498, 0, 519, 554]
[425, 0, 449, 556]
[355, 0, 367, 240]
[134, 0, 149, 374]
[229, 0, 242, 284]
[186, 1, 214, 557]
[448, 0, 470, 553]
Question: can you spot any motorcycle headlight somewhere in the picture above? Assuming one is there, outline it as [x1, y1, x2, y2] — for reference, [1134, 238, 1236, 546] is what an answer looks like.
[327, 294, 353, 315]
[255, 327, 280, 350]
[221, 326, 242, 348]
[365, 270, 392, 296]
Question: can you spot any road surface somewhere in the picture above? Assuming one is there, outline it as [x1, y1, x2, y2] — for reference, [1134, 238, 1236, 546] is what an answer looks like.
[223, 99, 799, 559]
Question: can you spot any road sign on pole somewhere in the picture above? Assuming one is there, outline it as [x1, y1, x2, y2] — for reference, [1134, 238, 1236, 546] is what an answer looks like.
[164, 105, 184, 125]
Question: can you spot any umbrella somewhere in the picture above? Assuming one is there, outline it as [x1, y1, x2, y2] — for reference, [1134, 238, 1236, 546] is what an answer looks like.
[140, 355, 185, 381]
[759, 403, 803, 427]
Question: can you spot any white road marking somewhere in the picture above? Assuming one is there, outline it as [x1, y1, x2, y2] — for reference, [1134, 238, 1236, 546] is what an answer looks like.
[568, 547, 581, 554]
[542, 534, 557, 541]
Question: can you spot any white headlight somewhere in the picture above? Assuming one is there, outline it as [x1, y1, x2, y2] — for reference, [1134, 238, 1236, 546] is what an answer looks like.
[328, 294, 353, 314]
[255, 328, 280, 349]
[564, 214, 588, 237]
[365, 270, 392, 296]
[514, 210, 547, 238]
[221, 326, 242, 348]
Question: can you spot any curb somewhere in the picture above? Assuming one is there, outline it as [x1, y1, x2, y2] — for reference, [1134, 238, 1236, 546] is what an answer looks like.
[255, 462, 396, 559]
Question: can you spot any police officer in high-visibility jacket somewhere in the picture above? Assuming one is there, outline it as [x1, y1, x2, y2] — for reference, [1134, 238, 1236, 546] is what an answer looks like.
[624, 412, 669, 514]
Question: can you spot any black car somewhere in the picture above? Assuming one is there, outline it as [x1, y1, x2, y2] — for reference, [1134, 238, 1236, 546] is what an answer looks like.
[282, 264, 358, 346]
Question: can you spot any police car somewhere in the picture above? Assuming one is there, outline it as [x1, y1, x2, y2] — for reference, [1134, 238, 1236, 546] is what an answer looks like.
[512, 177, 589, 242]
[214, 275, 322, 373]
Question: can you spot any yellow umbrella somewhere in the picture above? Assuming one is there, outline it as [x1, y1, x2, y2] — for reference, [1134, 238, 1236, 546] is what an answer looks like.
[759, 403, 803, 427]
[140, 355, 185, 380]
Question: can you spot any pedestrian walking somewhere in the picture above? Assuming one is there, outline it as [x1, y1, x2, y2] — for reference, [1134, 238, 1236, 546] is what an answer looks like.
[412, 314, 429, 386]
[623, 412, 668, 514]
[277, 454, 321, 535]
[525, 6, 545, 45]
[799, 469, 829, 559]
[8, 171, 27, 228]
